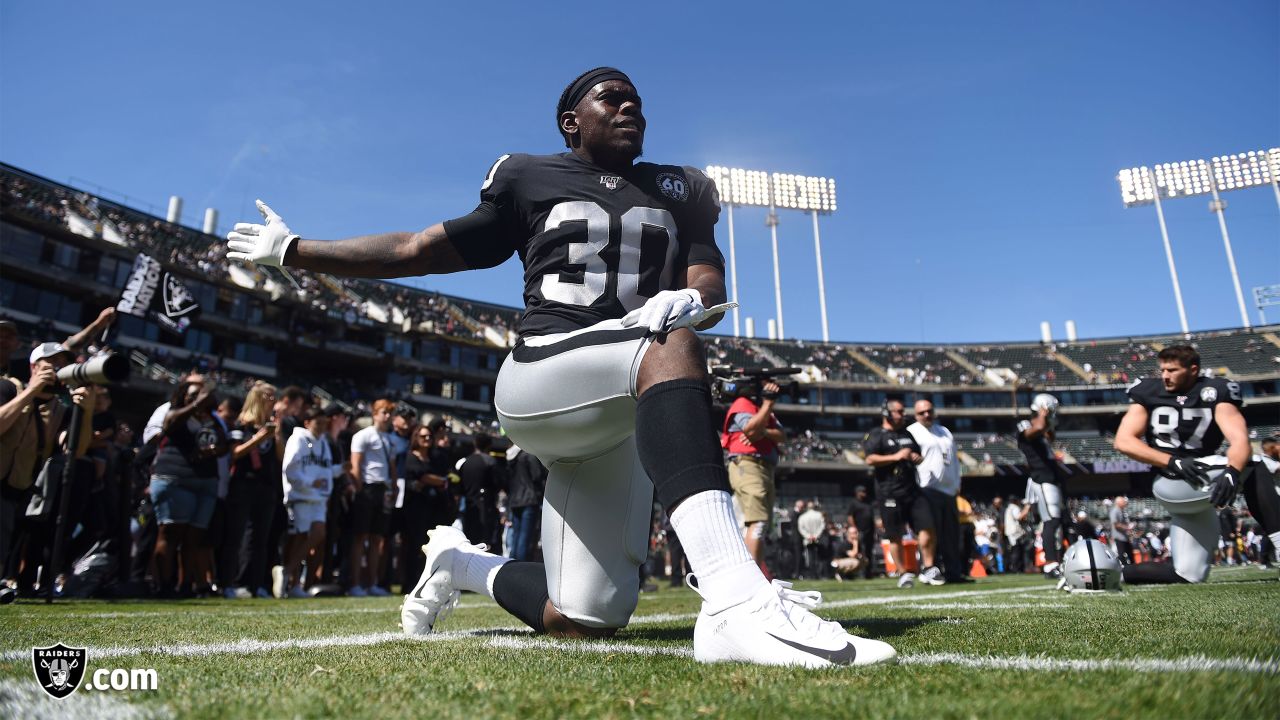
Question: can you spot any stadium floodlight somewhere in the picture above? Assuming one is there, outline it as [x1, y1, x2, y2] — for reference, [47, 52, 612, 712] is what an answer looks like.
[1254, 284, 1280, 325]
[705, 166, 838, 341]
[1116, 147, 1280, 333]
[1117, 148, 1280, 208]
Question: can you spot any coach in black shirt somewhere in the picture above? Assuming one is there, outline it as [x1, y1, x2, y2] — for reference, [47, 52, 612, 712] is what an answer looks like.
[863, 399, 942, 587]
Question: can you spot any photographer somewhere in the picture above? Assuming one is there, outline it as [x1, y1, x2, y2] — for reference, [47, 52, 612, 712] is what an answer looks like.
[722, 379, 786, 575]
[0, 343, 96, 593]
[150, 380, 227, 597]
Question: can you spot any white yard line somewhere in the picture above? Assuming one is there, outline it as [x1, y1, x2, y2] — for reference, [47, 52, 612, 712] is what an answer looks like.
[482, 636, 1279, 674]
[3, 625, 1273, 675]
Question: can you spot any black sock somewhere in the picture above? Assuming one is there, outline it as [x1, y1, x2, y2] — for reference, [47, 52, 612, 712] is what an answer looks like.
[1042, 519, 1062, 563]
[1122, 562, 1188, 584]
[1244, 465, 1280, 535]
[491, 562, 549, 633]
[635, 379, 731, 511]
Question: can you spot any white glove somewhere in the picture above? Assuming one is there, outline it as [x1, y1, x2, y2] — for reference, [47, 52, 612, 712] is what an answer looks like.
[226, 199, 299, 268]
[622, 289, 705, 333]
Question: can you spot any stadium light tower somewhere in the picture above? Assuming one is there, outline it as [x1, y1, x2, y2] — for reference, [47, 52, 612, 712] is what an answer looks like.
[705, 166, 838, 341]
[1117, 148, 1279, 332]
[1255, 284, 1280, 325]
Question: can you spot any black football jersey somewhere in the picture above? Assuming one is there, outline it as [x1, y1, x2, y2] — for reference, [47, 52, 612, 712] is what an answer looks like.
[1126, 375, 1243, 460]
[442, 153, 725, 338]
[1014, 420, 1065, 484]
[863, 427, 921, 499]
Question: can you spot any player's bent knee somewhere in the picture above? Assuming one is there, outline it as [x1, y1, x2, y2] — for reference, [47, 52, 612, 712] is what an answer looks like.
[543, 603, 626, 638]
[637, 329, 707, 392]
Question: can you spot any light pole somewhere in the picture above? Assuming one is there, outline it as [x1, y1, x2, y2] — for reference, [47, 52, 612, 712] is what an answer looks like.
[705, 166, 837, 342]
[1117, 147, 1278, 332]
[726, 204, 740, 337]
[766, 203, 784, 339]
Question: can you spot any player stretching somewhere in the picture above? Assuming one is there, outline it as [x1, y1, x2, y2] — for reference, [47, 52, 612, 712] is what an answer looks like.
[1113, 346, 1258, 583]
[1017, 393, 1068, 578]
[226, 67, 895, 666]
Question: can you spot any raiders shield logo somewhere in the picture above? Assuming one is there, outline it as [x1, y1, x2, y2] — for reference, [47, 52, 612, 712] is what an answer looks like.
[656, 172, 689, 202]
[32, 643, 87, 699]
[1200, 386, 1217, 403]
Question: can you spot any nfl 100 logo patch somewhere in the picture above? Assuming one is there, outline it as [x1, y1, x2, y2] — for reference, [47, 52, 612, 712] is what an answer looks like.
[32, 643, 87, 699]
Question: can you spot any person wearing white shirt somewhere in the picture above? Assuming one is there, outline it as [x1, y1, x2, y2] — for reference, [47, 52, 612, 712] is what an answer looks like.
[280, 407, 340, 598]
[347, 399, 398, 596]
[907, 400, 967, 582]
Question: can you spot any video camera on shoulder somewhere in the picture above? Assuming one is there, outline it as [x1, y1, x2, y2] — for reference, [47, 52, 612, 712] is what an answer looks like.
[710, 365, 801, 404]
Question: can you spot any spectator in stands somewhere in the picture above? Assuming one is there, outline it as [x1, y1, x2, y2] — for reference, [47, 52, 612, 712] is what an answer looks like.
[381, 402, 418, 591]
[1004, 496, 1033, 573]
[1109, 496, 1134, 564]
[150, 380, 226, 596]
[349, 399, 397, 596]
[908, 399, 964, 583]
[830, 524, 866, 581]
[0, 319, 19, 377]
[399, 419, 450, 591]
[796, 501, 827, 579]
[319, 403, 353, 586]
[956, 493, 977, 579]
[459, 433, 500, 548]
[845, 485, 876, 578]
[1069, 510, 1097, 545]
[990, 495, 1006, 570]
[281, 406, 338, 598]
[505, 442, 547, 562]
[722, 379, 786, 576]
[223, 382, 280, 598]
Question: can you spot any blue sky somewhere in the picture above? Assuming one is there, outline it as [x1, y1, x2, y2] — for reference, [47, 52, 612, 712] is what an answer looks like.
[3, 1, 1277, 344]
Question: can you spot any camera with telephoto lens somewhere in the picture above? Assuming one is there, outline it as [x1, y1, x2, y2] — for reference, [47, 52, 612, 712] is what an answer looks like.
[55, 352, 130, 388]
[710, 365, 801, 404]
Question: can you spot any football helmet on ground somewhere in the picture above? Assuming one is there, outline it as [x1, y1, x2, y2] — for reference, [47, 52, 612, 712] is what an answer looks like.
[1058, 538, 1123, 593]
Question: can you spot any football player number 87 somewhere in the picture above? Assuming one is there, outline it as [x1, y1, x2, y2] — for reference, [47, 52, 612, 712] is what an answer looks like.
[540, 201, 678, 309]
[1149, 407, 1212, 451]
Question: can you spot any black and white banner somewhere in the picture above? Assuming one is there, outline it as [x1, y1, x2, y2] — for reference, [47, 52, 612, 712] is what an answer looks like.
[115, 253, 202, 334]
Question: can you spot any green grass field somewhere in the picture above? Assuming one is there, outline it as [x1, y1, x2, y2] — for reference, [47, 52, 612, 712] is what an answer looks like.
[2, 567, 1277, 719]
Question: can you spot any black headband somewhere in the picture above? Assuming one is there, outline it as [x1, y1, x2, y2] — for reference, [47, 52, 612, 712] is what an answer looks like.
[558, 67, 633, 120]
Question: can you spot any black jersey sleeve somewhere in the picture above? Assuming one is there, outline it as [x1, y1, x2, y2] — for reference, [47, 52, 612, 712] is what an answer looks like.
[679, 167, 725, 273]
[442, 154, 524, 269]
[1125, 378, 1160, 406]
[862, 428, 886, 456]
[1206, 377, 1244, 409]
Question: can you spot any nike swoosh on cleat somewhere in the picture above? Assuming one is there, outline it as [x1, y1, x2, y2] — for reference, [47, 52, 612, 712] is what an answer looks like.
[765, 633, 858, 664]
[413, 570, 437, 599]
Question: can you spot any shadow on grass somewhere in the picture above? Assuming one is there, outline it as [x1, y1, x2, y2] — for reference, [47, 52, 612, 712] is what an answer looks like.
[618, 615, 954, 643]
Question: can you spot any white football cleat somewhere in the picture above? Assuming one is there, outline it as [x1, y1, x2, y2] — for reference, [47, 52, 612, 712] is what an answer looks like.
[691, 577, 897, 668]
[400, 525, 472, 636]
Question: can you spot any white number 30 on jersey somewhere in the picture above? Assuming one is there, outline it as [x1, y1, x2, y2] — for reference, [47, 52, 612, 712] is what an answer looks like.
[539, 201, 678, 310]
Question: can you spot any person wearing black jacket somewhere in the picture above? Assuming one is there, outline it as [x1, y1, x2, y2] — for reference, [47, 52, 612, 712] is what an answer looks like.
[506, 444, 547, 561]
[400, 420, 452, 591]
[459, 434, 500, 547]
[845, 485, 876, 578]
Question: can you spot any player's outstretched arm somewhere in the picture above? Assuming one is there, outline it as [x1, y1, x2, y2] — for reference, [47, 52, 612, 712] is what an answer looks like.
[226, 200, 467, 279]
